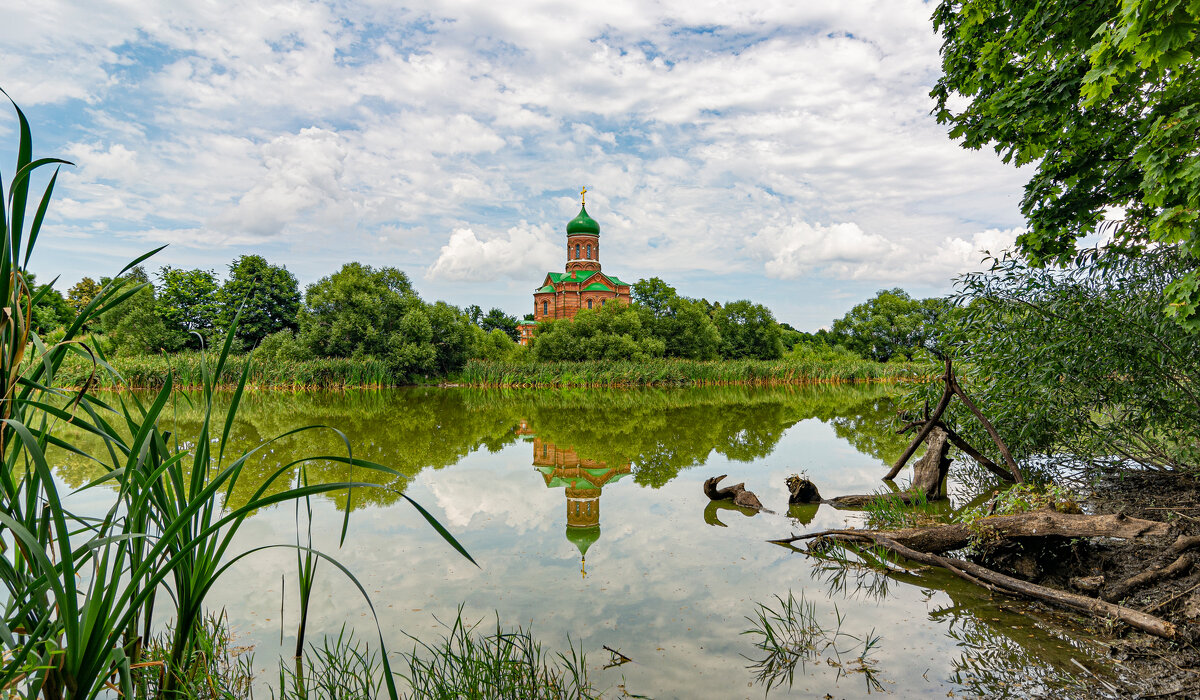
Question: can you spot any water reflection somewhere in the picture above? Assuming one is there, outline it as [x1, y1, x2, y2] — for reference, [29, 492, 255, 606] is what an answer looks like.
[519, 420, 633, 577]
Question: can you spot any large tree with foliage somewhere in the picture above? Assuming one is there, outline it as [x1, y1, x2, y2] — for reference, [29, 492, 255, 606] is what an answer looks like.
[932, 0, 1200, 325]
[632, 277, 722, 360]
[831, 288, 951, 362]
[298, 263, 473, 379]
[99, 267, 175, 355]
[478, 307, 520, 342]
[712, 299, 784, 360]
[219, 255, 301, 347]
[156, 266, 220, 348]
[532, 303, 666, 362]
[937, 246, 1200, 474]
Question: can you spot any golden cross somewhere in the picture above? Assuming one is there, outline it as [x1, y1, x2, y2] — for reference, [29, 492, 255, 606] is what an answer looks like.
[581, 186, 587, 205]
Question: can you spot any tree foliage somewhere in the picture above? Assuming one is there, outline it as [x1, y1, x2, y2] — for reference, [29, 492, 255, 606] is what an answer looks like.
[831, 288, 951, 362]
[933, 245, 1200, 473]
[220, 255, 301, 347]
[532, 303, 666, 362]
[713, 300, 783, 360]
[932, 0, 1200, 325]
[632, 277, 722, 360]
[298, 263, 473, 379]
[156, 266, 220, 348]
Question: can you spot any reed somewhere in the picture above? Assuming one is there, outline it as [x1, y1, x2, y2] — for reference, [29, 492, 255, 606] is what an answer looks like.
[0, 92, 472, 699]
[455, 356, 932, 388]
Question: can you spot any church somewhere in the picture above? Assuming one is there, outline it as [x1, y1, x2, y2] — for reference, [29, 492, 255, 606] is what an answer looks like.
[517, 188, 631, 345]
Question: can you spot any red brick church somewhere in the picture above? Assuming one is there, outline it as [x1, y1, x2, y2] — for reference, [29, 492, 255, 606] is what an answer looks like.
[517, 188, 631, 345]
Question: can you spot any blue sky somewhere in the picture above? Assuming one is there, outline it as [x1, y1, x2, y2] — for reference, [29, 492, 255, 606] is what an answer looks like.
[1, 0, 1028, 330]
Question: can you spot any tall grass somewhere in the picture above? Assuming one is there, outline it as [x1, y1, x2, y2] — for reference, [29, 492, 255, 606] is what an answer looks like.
[397, 609, 597, 699]
[53, 351, 395, 389]
[456, 356, 932, 388]
[0, 91, 472, 699]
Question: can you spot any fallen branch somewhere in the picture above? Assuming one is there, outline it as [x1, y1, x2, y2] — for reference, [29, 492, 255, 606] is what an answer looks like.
[1104, 553, 1195, 602]
[814, 531, 1177, 639]
[770, 509, 1170, 553]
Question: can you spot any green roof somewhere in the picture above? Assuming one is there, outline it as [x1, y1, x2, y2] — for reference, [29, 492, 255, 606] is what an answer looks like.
[566, 205, 600, 236]
[536, 284, 555, 293]
[583, 282, 611, 291]
[608, 277, 628, 286]
[565, 524, 601, 556]
[548, 270, 598, 284]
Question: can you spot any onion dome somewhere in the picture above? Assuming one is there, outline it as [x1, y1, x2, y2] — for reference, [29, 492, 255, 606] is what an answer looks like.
[566, 205, 600, 236]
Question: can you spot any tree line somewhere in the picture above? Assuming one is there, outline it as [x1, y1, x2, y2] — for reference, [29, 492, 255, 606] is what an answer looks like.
[38, 256, 952, 379]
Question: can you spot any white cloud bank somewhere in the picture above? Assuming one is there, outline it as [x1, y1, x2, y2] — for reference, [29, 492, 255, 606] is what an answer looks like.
[3, 0, 1032, 319]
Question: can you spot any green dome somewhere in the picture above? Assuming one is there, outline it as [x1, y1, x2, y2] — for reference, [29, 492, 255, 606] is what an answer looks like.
[565, 524, 601, 557]
[566, 205, 600, 236]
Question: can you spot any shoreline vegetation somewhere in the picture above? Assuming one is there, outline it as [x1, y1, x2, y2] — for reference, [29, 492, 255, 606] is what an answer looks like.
[55, 352, 935, 390]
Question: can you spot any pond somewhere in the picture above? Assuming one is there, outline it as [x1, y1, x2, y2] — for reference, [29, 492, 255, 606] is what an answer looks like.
[51, 384, 1110, 698]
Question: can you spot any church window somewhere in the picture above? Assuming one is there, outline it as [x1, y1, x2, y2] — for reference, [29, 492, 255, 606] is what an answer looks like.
[542, 300, 548, 315]
[575, 243, 580, 259]
[587, 244, 592, 259]
[587, 299, 593, 309]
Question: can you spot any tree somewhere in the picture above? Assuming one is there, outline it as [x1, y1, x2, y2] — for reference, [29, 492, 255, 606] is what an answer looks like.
[931, 0, 1200, 325]
[631, 277, 722, 360]
[933, 246, 1200, 473]
[299, 263, 417, 359]
[297, 263, 473, 379]
[98, 267, 175, 355]
[712, 300, 783, 360]
[66, 277, 102, 314]
[219, 255, 302, 347]
[479, 307, 519, 342]
[830, 289, 951, 362]
[26, 274, 73, 334]
[156, 267, 221, 348]
[532, 303, 666, 362]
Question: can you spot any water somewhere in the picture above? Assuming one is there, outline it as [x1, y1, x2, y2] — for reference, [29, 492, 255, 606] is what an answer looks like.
[50, 384, 1107, 698]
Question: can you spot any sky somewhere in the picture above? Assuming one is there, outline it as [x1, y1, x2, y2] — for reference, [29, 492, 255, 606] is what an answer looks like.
[0, 0, 1029, 330]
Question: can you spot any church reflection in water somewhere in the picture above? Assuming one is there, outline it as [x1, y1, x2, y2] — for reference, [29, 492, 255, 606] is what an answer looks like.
[517, 420, 631, 577]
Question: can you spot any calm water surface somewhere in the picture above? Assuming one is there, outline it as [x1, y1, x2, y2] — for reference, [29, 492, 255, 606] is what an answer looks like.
[52, 384, 1106, 698]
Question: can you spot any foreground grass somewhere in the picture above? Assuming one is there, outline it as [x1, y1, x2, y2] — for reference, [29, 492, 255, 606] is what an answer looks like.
[54, 352, 933, 389]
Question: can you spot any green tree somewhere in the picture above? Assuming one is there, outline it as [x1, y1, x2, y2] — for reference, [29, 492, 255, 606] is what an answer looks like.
[712, 300, 783, 360]
[298, 263, 473, 379]
[28, 279, 73, 334]
[156, 266, 221, 348]
[66, 277, 102, 314]
[931, 0, 1200, 325]
[830, 289, 950, 362]
[631, 277, 722, 360]
[99, 267, 175, 355]
[532, 303, 666, 362]
[299, 263, 417, 359]
[479, 307, 519, 342]
[932, 246, 1200, 473]
[220, 255, 301, 347]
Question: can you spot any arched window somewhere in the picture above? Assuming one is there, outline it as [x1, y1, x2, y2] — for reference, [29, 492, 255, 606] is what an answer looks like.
[586, 244, 592, 259]
[575, 243, 580, 259]
[542, 300, 548, 315]
[587, 299, 593, 309]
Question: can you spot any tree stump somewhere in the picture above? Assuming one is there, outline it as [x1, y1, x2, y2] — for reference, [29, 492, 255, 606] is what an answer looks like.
[910, 426, 952, 501]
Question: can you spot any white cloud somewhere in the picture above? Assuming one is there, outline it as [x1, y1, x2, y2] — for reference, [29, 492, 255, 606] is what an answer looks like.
[5, 0, 1033, 320]
[426, 223, 560, 282]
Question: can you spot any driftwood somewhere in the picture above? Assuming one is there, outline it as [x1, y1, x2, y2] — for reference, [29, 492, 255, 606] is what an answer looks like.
[884, 359, 1022, 484]
[770, 509, 1171, 553]
[788, 428, 953, 507]
[1102, 534, 1200, 602]
[801, 530, 1177, 639]
[703, 475, 764, 510]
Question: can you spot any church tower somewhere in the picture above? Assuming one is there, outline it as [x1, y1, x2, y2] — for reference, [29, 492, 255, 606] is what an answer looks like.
[518, 187, 633, 344]
[565, 187, 601, 274]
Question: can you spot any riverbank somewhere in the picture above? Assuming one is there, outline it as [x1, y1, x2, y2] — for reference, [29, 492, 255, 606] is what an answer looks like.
[54, 352, 934, 389]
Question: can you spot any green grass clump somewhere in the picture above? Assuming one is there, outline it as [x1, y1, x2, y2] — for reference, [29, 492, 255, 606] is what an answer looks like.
[398, 610, 597, 699]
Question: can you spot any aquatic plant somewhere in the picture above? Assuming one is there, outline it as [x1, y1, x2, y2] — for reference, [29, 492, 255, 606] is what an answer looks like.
[742, 591, 884, 693]
[397, 609, 597, 699]
[0, 91, 470, 699]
